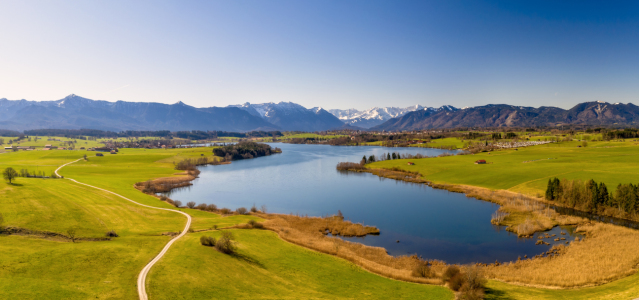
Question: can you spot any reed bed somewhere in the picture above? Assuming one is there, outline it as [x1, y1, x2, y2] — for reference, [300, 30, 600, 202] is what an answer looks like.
[135, 169, 200, 193]
[484, 221, 639, 288]
[259, 213, 448, 285]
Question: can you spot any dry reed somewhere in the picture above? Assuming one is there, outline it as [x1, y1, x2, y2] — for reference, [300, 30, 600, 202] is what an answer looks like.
[257, 213, 448, 285]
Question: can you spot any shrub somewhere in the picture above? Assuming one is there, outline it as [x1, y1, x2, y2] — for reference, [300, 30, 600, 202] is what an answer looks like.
[159, 195, 168, 201]
[442, 265, 461, 283]
[247, 219, 257, 227]
[449, 273, 464, 291]
[215, 231, 236, 254]
[186, 201, 196, 209]
[250, 204, 258, 213]
[460, 287, 484, 300]
[173, 200, 183, 208]
[200, 235, 216, 247]
[219, 208, 231, 214]
[411, 262, 433, 278]
[252, 222, 264, 229]
[236, 207, 248, 215]
[206, 204, 217, 211]
[106, 230, 119, 237]
[461, 266, 486, 294]
[195, 203, 207, 210]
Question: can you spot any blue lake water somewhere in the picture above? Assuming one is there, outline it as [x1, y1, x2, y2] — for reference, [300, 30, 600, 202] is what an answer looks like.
[164, 143, 581, 264]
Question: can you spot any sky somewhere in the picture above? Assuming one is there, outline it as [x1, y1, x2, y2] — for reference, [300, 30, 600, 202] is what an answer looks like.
[0, 0, 638, 110]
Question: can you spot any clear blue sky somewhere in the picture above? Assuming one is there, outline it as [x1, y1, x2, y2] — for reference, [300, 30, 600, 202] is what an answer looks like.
[1, 0, 638, 110]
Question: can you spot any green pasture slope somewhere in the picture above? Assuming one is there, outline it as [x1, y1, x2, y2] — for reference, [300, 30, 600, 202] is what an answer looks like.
[0, 147, 451, 299]
[373, 139, 639, 195]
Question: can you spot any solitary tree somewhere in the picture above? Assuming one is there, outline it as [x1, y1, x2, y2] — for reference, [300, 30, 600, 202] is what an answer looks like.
[67, 228, 77, 243]
[3, 167, 18, 184]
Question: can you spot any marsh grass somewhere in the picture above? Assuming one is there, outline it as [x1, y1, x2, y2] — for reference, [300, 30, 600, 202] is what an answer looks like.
[259, 213, 447, 285]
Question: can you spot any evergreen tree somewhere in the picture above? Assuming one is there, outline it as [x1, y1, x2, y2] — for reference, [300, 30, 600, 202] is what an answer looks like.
[545, 179, 554, 200]
[598, 182, 609, 207]
[362, 156, 367, 164]
[586, 179, 599, 211]
[552, 178, 562, 200]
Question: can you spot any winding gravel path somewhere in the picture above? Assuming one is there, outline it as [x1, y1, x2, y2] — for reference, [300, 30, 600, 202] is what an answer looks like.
[55, 159, 192, 300]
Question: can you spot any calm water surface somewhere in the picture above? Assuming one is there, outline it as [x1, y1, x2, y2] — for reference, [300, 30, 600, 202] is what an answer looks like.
[164, 143, 581, 264]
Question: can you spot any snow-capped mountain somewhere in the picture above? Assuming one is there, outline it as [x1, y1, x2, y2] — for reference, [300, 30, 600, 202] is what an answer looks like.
[0, 94, 276, 132]
[228, 102, 344, 132]
[328, 105, 435, 128]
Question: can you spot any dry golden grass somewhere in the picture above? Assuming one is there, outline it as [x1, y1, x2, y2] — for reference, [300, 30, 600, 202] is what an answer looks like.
[135, 170, 200, 193]
[485, 221, 639, 288]
[261, 214, 379, 237]
[258, 213, 448, 285]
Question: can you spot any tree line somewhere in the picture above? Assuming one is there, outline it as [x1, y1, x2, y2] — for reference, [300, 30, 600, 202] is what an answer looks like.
[546, 177, 639, 214]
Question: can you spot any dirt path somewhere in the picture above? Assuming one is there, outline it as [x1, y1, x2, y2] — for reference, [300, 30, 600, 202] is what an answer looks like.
[55, 159, 192, 300]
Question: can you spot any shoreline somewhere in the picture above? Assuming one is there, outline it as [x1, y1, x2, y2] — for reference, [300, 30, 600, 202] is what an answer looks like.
[136, 150, 639, 290]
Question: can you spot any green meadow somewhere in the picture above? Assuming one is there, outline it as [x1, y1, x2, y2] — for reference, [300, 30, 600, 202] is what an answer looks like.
[3, 139, 639, 299]
[372, 139, 639, 195]
[0, 146, 452, 299]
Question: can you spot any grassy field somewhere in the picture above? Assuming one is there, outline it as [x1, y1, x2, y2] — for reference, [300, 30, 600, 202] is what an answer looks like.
[372, 139, 639, 195]
[149, 230, 452, 300]
[0, 147, 454, 299]
[4, 141, 639, 299]
[485, 272, 639, 300]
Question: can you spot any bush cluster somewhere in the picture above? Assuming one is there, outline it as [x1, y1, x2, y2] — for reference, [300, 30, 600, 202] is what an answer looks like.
[214, 231, 236, 254]
[213, 141, 281, 160]
[442, 266, 485, 300]
[200, 235, 216, 247]
[106, 230, 119, 237]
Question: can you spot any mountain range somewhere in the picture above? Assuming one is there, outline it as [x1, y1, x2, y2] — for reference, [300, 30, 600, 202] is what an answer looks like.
[228, 102, 343, 132]
[372, 101, 639, 131]
[0, 95, 637, 132]
[329, 105, 458, 128]
[0, 95, 344, 132]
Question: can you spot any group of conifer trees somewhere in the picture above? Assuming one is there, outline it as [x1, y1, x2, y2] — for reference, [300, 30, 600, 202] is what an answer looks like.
[546, 177, 638, 214]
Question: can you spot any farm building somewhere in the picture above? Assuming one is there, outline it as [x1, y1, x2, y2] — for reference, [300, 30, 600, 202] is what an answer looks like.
[475, 160, 487, 164]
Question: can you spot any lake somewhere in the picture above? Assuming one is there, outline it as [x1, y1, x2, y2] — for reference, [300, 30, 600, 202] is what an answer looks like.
[163, 143, 581, 264]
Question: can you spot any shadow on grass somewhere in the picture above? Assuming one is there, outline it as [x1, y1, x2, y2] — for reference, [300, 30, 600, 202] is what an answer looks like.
[230, 252, 266, 269]
[484, 287, 514, 300]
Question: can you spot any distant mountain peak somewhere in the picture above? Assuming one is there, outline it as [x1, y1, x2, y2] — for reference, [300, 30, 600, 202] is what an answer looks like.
[328, 104, 430, 129]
